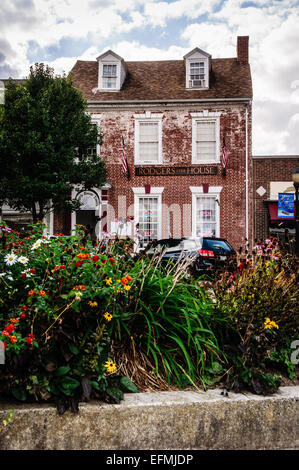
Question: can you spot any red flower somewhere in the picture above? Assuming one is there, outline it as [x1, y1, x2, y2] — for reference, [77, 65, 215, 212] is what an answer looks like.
[39, 290, 46, 297]
[28, 290, 35, 297]
[3, 342, 7, 349]
[28, 333, 35, 339]
[92, 255, 99, 262]
[20, 313, 27, 320]
[121, 277, 129, 285]
[5, 324, 16, 334]
[109, 257, 115, 265]
[60, 265, 66, 269]
[26, 337, 33, 345]
[75, 261, 83, 268]
[21, 305, 29, 311]
[10, 336, 17, 343]
[30, 268, 36, 274]
[21, 273, 27, 279]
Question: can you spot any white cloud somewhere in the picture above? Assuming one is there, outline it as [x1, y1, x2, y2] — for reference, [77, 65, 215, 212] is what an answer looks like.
[144, 0, 219, 27]
[0, 0, 298, 153]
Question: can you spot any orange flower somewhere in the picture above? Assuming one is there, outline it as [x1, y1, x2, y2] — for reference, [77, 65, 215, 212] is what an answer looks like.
[73, 285, 86, 291]
[126, 275, 132, 282]
[28, 290, 35, 297]
[10, 336, 17, 343]
[76, 253, 90, 260]
[39, 290, 46, 297]
[121, 277, 129, 285]
[9, 318, 19, 324]
[1, 330, 10, 337]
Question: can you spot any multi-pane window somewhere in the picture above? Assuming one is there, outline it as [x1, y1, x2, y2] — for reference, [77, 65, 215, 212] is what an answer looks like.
[137, 121, 160, 162]
[137, 197, 158, 249]
[102, 64, 117, 89]
[194, 120, 216, 162]
[195, 196, 217, 237]
[87, 121, 100, 158]
[190, 61, 205, 87]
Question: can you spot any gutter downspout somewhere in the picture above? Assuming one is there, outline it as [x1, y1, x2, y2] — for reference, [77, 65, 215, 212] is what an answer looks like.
[245, 106, 249, 244]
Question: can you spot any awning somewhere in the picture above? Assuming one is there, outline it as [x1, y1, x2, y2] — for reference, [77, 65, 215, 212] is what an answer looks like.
[267, 201, 296, 224]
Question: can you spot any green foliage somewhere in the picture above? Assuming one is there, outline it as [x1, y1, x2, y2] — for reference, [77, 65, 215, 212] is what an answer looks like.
[0, 63, 107, 221]
[0, 222, 139, 413]
[211, 237, 299, 394]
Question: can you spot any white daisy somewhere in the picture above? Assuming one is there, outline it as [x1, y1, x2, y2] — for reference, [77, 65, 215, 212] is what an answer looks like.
[18, 256, 29, 264]
[4, 253, 18, 266]
[31, 239, 42, 250]
[0, 273, 6, 277]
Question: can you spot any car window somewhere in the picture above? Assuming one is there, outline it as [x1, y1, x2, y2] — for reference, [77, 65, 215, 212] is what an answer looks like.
[202, 239, 233, 253]
[180, 239, 197, 250]
[147, 239, 182, 254]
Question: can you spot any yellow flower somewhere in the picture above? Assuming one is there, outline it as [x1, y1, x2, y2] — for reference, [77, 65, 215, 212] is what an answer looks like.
[104, 312, 113, 322]
[104, 360, 117, 373]
[264, 318, 279, 330]
[123, 285, 131, 291]
[105, 277, 113, 286]
[88, 301, 98, 307]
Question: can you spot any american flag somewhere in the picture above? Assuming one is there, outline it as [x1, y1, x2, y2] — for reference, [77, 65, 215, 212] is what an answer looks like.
[121, 136, 130, 179]
[221, 136, 228, 170]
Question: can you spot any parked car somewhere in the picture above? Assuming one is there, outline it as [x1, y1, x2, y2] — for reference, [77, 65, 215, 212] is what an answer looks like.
[143, 237, 236, 276]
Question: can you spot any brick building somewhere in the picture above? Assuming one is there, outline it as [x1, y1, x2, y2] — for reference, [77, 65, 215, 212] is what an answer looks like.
[253, 155, 299, 242]
[52, 35, 253, 251]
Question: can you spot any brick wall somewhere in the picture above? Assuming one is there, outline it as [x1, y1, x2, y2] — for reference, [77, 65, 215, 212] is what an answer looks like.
[88, 102, 252, 251]
[253, 156, 299, 241]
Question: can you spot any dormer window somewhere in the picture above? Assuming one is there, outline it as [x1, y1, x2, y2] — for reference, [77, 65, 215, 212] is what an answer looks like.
[189, 61, 206, 88]
[184, 47, 211, 90]
[97, 50, 127, 92]
[102, 64, 117, 89]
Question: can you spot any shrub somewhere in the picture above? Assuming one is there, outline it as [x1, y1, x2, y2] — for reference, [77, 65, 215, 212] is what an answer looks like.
[0, 221, 224, 411]
[211, 237, 298, 394]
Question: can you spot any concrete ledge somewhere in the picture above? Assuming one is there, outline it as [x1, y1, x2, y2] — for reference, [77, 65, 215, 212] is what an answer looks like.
[0, 386, 298, 450]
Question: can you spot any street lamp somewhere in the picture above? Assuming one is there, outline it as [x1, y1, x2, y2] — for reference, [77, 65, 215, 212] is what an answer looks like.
[292, 167, 299, 257]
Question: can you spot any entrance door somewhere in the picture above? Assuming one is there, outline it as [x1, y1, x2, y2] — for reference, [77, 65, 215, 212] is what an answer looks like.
[76, 210, 98, 242]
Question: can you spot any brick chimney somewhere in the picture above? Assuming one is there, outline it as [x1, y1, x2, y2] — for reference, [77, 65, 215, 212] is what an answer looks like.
[237, 36, 249, 64]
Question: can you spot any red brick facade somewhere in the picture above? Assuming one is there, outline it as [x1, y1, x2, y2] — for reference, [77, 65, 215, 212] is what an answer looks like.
[53, 37, 254, 250]
[253, 156, 299, 241]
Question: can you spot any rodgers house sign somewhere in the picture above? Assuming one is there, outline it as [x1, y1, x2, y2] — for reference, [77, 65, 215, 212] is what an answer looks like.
[135, 166, 218, 176]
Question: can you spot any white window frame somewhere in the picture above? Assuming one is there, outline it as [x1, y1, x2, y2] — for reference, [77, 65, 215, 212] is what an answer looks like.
[132, 187, 164, 251]
[134, 113, 163, 165]
[191, 112, 221, 164]
[99, 62, 119, 91]
[190, 186, 222, 239]
[186, 58, 208, 89]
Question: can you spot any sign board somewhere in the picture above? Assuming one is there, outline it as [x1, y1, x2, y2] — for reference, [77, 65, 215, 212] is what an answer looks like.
[278, 193, 294, 218]
[135, 166, 218, 176]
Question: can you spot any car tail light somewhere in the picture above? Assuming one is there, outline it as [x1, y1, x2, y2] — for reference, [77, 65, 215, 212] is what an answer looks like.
[199, 249, 215, 257]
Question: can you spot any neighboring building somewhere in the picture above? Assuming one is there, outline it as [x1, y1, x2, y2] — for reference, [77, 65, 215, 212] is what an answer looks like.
[52, 35, 253, 250]
[253, 155, 299, 242]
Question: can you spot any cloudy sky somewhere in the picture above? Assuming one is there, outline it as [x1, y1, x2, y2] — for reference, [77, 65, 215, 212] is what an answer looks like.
[0, 0, 298, 155]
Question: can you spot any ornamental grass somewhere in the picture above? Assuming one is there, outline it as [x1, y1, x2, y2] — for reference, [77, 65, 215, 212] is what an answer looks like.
[0, 222, 223, 412]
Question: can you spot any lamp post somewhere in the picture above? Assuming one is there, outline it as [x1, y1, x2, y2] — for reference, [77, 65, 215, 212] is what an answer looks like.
[292, 167, 299, 257]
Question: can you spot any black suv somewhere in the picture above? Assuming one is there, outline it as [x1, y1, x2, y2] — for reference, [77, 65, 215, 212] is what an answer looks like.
[144, 237, 236, 276]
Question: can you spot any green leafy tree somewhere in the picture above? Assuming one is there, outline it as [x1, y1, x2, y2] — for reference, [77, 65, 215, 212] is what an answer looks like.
[0, 63, 107, 222]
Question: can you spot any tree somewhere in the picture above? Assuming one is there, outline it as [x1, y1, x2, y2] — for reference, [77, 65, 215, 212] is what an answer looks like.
[0, 63, 107, 223]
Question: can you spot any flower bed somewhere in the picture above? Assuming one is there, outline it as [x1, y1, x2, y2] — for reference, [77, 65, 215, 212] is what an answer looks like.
[0, 222, 223, 413]
[210, 237, 299, 394]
